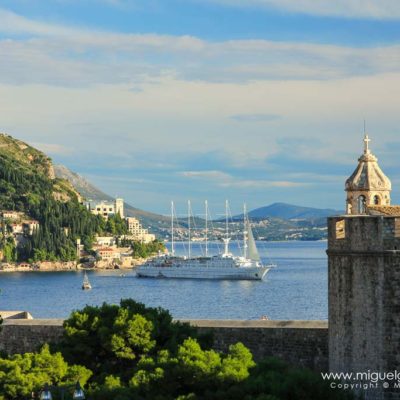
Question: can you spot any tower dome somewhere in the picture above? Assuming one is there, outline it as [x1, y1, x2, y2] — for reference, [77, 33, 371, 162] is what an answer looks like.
[345, 134, 391, 215]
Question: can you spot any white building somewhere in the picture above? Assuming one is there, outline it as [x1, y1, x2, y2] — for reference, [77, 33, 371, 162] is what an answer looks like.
[126, 217, 155, 243]
[2, 211, 22, 220]
[95, 236, 116, 246]
[87, 198, 124, 220]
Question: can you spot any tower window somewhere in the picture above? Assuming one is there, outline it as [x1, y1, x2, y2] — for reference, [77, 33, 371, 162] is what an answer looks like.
[358, 195, 366, 214]
[336, 219, 346, 239]
[373, 195, 380, 205]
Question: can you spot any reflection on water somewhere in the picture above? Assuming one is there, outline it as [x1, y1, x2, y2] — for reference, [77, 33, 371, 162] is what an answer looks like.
[0, 241, 327, 320]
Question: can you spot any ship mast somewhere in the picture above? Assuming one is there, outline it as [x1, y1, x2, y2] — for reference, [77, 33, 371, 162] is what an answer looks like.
[205, 200, 208, 257]
[188, 200, 191, 258]
[171, 201, 175, 256]
[243, 203, 248, 259]
[223, 199, 230, 256]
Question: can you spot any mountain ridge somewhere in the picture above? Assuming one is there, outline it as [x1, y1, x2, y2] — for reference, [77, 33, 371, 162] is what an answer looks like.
[246, 202, 341, 220]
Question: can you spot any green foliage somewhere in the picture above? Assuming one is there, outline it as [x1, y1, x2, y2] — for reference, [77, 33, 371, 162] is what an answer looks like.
[27, 200, 104, 262]
[125, 339, 255, 399]
[131, 240, 165, 258]
[116, 237, 165, 258]
[106, 214, 128, 235]
[2, 237, 16, 262]
[203, 357, 355, 400]
[0, 152, 120, 262]
[0, 298, 353, 400]
[0, 344, 91, 400]
[58, 299, 210, 382]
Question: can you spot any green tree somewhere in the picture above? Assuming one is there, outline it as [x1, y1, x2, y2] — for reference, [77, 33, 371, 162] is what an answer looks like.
[131, 240, 165, 258]
[0, 153, 105, 263]
[58, 299, 210, 383]
[0, 344, 91, 400]
[0, 300, 353, 400]
[2, 237, 16, 262]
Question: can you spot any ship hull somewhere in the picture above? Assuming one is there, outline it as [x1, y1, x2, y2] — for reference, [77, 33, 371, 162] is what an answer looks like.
[136, 265, 271, 280]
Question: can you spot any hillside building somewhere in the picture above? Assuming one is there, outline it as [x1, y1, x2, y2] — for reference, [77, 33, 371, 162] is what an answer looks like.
[86, 198, 157, 243]
[126, 217, 155, 243]
[2, 211, 22, 220]
[87, 198, 124, 219]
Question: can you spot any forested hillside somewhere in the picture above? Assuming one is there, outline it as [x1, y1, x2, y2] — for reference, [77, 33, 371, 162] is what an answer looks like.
[0, 134, 108, 262]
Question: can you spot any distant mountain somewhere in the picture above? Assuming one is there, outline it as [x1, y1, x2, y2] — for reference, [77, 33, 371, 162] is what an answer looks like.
[246, 202, 341, 220]
[53, 165, 170, 234]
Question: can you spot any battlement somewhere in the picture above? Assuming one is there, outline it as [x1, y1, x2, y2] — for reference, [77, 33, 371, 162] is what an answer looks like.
[328, 215, 400, 254]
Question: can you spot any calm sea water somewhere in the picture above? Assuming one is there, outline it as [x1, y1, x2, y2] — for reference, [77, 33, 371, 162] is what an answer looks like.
[0, 241, 327, 320]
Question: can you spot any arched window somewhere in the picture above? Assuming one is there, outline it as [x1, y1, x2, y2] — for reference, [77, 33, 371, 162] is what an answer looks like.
[358, 195, 366, 214]
[374, 195, 380, 205]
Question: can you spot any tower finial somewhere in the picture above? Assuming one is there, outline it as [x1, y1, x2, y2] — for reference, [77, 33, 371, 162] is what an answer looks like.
[364, 134, 371, 154]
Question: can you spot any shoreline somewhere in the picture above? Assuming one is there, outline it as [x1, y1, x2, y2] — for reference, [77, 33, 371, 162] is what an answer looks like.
[0, 259, 148, 273]
[0, 241, 327, 273]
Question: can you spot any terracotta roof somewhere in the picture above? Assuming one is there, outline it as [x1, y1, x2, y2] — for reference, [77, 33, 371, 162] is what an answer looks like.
[98, 247, 114, 252]
[367, 206, 400, 216]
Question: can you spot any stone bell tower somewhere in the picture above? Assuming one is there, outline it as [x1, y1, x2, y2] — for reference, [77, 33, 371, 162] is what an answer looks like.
[328, 133, 400, 399]
[345, 134, 391, 215]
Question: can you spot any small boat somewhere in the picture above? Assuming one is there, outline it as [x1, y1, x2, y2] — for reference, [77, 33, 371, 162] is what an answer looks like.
[82, 272, 92, 290]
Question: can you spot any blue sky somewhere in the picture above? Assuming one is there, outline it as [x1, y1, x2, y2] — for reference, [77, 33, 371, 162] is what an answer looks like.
[0, 0, 399, 215]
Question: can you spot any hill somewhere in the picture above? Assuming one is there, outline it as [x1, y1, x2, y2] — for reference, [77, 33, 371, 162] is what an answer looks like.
[0, 134, 79, 202]
[0, 133, 119, 262]
[247, 202, 341, 220]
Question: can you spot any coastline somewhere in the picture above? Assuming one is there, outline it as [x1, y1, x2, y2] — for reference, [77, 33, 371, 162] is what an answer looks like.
[0, 240, 327, 273]
[0, 257, 149, 273]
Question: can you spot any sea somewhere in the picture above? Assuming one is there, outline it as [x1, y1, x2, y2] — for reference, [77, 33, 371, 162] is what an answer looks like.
[0, 241, 327, 320]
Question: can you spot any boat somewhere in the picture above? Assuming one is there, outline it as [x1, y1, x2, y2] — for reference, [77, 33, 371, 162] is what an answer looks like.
[136, 201, 276, 280]
[82, 271, 92, 290]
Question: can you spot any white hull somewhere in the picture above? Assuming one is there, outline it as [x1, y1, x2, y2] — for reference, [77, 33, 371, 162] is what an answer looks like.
[137, 204, 276, 281]
[136, 265, 271, 280]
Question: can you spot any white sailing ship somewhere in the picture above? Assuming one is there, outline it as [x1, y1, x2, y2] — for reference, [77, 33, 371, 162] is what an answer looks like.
[136, 201, 275, 280]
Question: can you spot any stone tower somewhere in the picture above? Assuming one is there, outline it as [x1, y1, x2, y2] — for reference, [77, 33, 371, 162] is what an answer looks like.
[115, 198, 124, 218]
[345, 135, 391, 215]
[328, 134, 400, 399]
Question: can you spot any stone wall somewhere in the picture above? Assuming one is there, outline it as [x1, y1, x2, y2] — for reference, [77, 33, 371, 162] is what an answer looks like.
[328, 216, 400, 400]
[0, 319, 64, 354]
[0, 318, 328, 372]
[188, 320, 328, 372]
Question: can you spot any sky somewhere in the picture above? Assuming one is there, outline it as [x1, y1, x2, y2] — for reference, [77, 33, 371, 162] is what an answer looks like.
[0, 0, 399, 215]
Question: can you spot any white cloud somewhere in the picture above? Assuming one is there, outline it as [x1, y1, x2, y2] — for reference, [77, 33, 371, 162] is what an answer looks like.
[0, 8, 400, 88]
[180, 170, 232, 180]
[180, 170, 309, 188]
[0, 9, 399, 210]
[204, 0, 400, 19]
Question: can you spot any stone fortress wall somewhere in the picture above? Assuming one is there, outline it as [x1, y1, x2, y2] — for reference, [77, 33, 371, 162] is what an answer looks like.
[0, 318, 328, 372]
